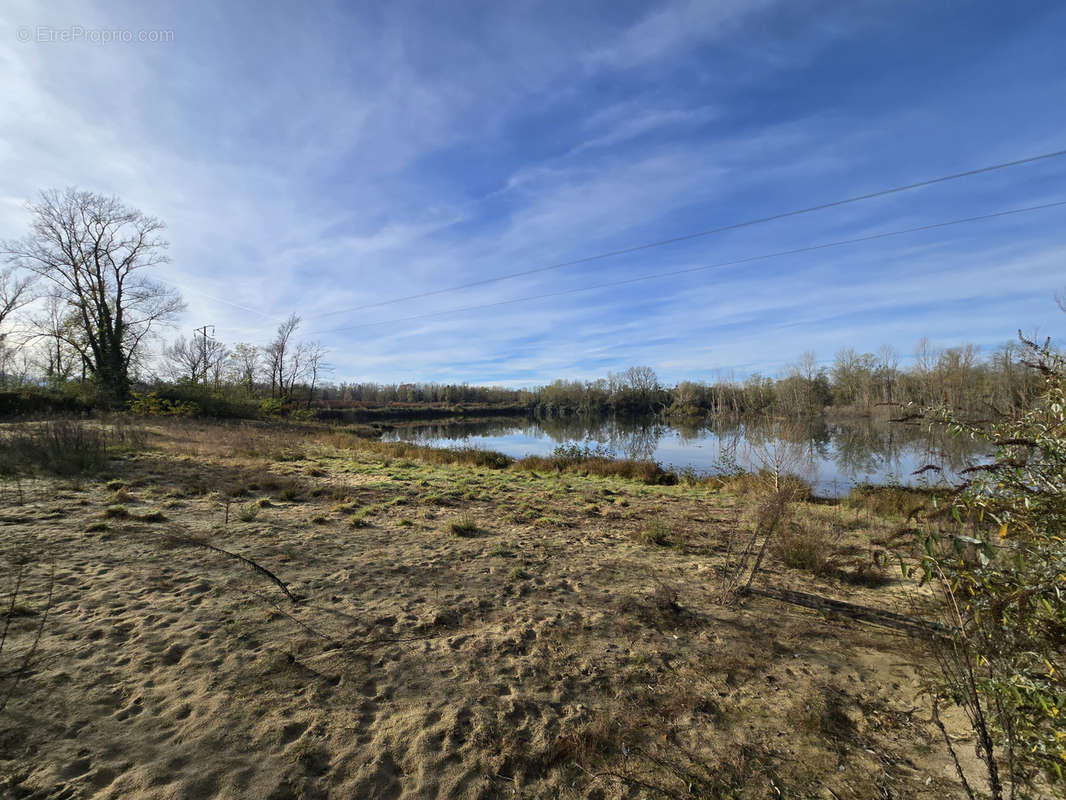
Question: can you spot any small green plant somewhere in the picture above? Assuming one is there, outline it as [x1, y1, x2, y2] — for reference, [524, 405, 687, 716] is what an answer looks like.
[103, 505, 128, 519]
[135, 510, 167, 523]
[237, 503, 260, 522]
[509, 566, 531, 581]
[639, 519, 672, 546]
[449, 514, 479, 537]
[349, 509, 373, 528]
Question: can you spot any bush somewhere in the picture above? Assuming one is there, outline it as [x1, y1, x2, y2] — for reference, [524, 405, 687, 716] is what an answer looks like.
[238, 503, 260, 522]
[127, 391, 199, 417]
[639, 519, 672, 546]
[0, 420, 121, 477]
[774, 524, 834, 574]
[0, 389, 94, 418]
[916, 335, 1066, 795]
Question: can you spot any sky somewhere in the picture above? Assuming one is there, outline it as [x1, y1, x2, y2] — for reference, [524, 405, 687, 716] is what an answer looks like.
[1, 0, 1065, 386]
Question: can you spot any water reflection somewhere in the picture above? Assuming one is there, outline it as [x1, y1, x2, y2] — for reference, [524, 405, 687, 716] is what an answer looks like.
[381, 415, 987, 496]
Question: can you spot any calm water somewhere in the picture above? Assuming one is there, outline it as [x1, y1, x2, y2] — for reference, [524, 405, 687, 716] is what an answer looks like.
[381, 415, 990, 496]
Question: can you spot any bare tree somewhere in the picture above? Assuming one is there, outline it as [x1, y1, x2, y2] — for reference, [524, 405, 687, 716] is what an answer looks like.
[0, 267, 37, 386]
[164, 332, 227, 387]
[304, 342, 331, 409]
[227, 343, 260, 394]
[0, 267, 35, 331]
[263, 314, 302, 400]
[30, 294, 84, 383]
[1, 189, 185, 401]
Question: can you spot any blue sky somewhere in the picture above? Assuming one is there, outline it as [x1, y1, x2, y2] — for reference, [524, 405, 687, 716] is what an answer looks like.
[2, 0, 1065, 386]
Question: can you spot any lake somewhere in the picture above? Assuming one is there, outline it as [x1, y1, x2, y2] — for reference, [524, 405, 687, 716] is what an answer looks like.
[381, 414, 990, 496]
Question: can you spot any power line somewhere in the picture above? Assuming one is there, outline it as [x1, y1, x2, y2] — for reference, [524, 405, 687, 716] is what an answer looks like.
[310, 199, 1066, 336]
[313, 148, 1066, 320]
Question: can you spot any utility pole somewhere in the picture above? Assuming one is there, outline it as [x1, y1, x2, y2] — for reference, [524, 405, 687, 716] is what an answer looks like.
[194, 324, 214, 386]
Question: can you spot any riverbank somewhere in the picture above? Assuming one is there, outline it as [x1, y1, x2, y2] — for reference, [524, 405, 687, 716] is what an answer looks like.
[1, 417, 981, 798]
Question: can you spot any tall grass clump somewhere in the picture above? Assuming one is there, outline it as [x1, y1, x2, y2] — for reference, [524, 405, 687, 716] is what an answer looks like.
[338, 437, 514, 469]
[0, 419, 132, 477]
[516, 443, 677, 485]
[773, 522, 835, 575]
[846, 483, 933, 520]
[449, 514, 480, 537]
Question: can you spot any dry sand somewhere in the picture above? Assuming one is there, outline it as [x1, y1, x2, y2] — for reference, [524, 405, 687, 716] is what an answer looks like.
[0, 420, 982, 798]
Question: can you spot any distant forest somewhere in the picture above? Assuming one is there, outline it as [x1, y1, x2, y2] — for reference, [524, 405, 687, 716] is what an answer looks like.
[0, 312, 1045, 422]
[320, 339, 1042, 419]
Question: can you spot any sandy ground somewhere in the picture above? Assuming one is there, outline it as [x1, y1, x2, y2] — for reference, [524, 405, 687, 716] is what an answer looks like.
[0, 420, 982, 799]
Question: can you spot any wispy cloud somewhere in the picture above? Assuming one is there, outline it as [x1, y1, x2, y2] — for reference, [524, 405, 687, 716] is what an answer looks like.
[1, 0, 1063, 385]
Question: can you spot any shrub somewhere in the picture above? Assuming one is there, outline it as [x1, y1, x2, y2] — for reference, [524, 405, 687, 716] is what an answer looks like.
[127, 391, 199, 417]
[774, 524, 834, 574]
[639, 519, 672, 546]
[915, 335, 1066, 795]
[0, 420, 118, 477]
[238, 503, 260, 522]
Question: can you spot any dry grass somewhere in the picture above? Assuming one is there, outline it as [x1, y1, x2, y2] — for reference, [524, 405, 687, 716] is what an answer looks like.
[0, 416, 976, 799]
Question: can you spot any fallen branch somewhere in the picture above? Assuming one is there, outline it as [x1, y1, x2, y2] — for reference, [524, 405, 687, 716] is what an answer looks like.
[167, 534, 299, 603]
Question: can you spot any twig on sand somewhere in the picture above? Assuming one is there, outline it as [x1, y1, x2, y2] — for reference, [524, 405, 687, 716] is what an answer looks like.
[166, 534, 299, 603]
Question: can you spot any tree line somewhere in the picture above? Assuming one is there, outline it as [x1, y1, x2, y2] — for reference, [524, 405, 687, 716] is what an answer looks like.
[0, 188, 1052, 421]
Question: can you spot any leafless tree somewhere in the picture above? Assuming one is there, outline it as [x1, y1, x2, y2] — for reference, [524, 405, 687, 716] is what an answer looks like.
[164, 336, 202, 383]
[1, 189, 185, 401]
[227, 343, 260, 394]
[301, 342, 330, 408]
[0, 267, 37, 386]
[263, 313, 301, 399]
[0, 267, 35, 331]
[164, 331, 228, 387]
[30, 294, 84, 382]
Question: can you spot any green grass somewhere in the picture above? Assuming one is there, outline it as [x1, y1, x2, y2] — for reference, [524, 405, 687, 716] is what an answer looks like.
[449, 514, 479, 537]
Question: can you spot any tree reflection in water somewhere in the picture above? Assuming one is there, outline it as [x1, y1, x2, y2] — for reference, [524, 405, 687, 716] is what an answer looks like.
[381, 413, 987, 495]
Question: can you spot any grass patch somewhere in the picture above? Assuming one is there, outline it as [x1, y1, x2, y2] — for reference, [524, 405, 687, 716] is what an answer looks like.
[238, 503, 260, 522]
[515, 453, 677, 485]
[846, 484, 935, 520]
[639, 518, 672, 546]
[0, 419, 141, 477]
[774, 523, 835, 575]
[449, 514, 479, 537]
